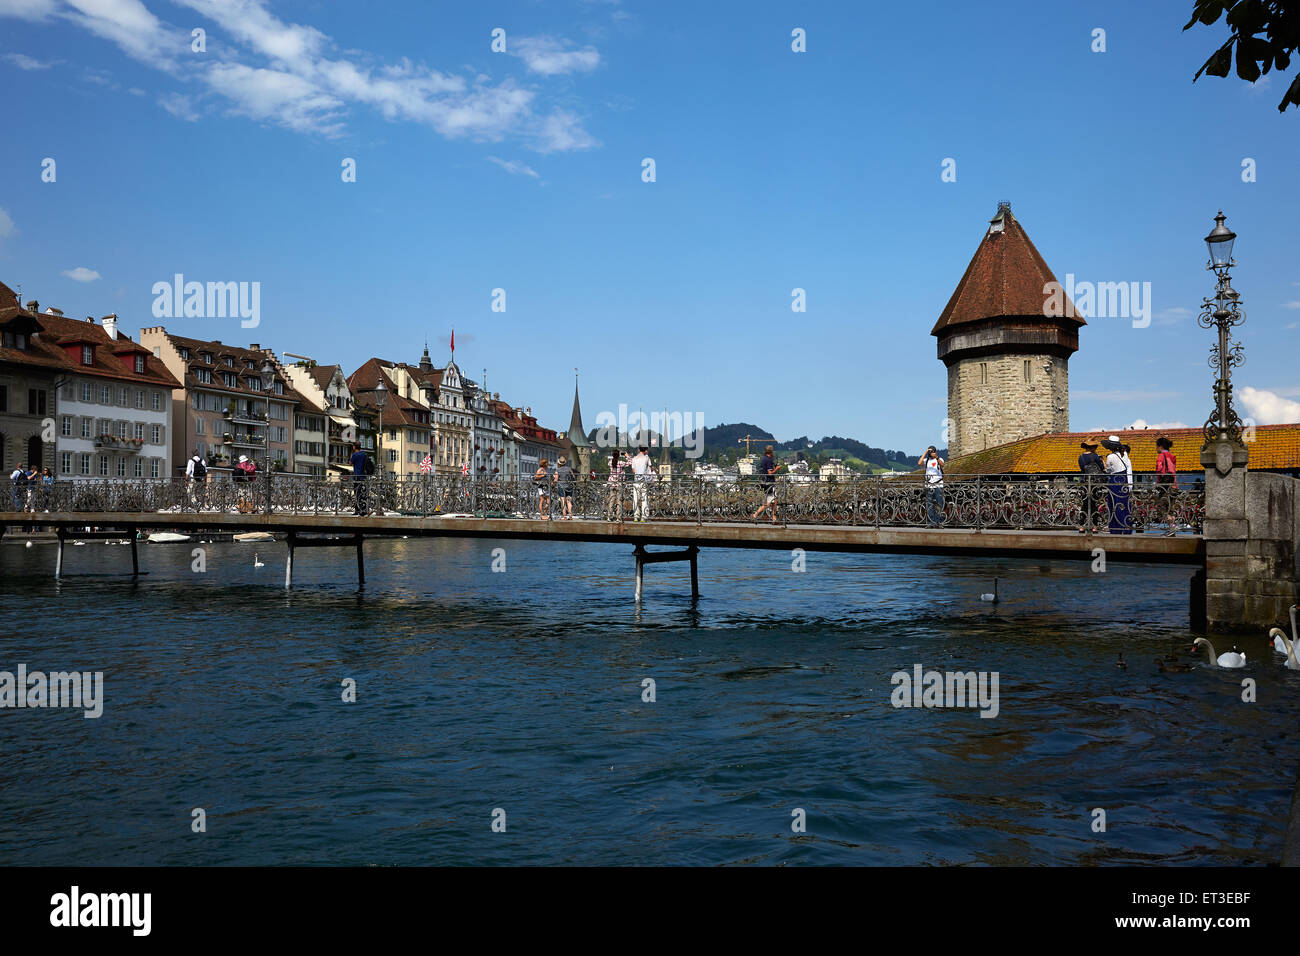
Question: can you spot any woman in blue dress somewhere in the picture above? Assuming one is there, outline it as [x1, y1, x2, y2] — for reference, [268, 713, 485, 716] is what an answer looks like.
[1102, 437, 1131, 534]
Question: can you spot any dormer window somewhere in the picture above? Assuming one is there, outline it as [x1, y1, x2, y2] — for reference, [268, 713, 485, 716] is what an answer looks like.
[81, 345, 94, 365]
[224, 357, 234, 367]
[201, 352, 213, 364]
[179, 347, 190, 359]
[134, 355, 145, 373]
[2, 331, 28, 350]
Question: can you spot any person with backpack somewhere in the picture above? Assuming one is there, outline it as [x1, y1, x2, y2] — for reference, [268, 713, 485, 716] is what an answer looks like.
[10, 462, 26, 512]
[186, 452, 207, 509]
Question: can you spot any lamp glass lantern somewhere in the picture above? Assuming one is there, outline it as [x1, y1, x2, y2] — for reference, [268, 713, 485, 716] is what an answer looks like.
[1204, 211, 1236, 270]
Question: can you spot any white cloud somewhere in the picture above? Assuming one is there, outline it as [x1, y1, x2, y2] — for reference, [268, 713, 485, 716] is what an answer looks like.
[62, 267, 102, 282]
[2, 51, 56, 69]
[1283, 300, 1300, 309]
[0, 0, 598, 150]
[158, 91, 198, 120]
[511, 36, 600, 76]
[533, 108, 598, 152]
[205, 62, 345, 134]
[1286, 321, 1298, 330]
[487, 156, 539, 178]
[1240, 386, 1300, 424]
[0, 0, 58, 19]
[0, 206, 15, 239]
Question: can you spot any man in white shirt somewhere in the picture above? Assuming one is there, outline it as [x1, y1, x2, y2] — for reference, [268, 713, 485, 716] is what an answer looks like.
[185, 452, 207, 509]
[918, 446, 944, 526]
[628, 445, 652, 522]
[9, 462, 24, 512]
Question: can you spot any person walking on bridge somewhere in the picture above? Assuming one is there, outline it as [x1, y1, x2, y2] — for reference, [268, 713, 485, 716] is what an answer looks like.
[185, 452, 207, 510]
[750, 445, 783, 523]
[349, 443, 371, 516]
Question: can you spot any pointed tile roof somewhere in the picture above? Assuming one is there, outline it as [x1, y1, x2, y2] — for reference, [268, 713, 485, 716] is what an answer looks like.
[567, 380, 591, 448]
[932, 203, 1085, 336]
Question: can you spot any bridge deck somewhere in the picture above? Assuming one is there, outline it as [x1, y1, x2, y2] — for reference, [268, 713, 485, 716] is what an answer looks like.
[1, 512, 1204, 563]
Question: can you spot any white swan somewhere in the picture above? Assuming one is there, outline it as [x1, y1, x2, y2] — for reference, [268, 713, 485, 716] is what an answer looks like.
[980, 578, 999, 603]
[253, 553, 265, 568]
[1270, 605, 1298, 655]
[1192, 637, 1246, 668]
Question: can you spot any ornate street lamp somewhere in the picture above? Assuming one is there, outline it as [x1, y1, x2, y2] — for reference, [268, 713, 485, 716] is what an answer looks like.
[260, 359, 276, 512]
[1198, 211, 1249, 476]
[373, 377, 388, 474]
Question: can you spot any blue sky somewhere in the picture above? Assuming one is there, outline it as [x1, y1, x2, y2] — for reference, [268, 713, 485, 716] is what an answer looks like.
[1, 0, 1297, 452]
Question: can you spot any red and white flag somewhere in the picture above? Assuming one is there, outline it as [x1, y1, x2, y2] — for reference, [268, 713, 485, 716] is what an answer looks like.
[461, 461, 470, 475]
[420, 454, 433, 474]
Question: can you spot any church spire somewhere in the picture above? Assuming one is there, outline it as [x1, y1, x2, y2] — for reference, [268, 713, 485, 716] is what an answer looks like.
[567, 369, 591, 448]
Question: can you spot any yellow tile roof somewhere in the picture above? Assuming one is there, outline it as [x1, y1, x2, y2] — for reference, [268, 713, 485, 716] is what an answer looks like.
[945, 424, 1300, 475]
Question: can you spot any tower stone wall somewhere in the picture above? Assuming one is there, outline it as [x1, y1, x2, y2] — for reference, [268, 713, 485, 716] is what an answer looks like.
[947, 353, 1069, 459]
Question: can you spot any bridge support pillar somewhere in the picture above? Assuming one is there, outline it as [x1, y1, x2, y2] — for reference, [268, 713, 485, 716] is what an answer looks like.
[1202, 446, 1299, 632]
[129, 527, 139, 577]
[633, 544, 699, 602]
[285, 531, 295, 589]
[55, 527, 65, 580]
[283, 532, 364, 590]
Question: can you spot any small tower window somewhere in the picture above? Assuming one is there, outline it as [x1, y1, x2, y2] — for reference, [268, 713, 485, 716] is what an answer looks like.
[1024, 359, 1031, 383]
[979, 362, 988, 385]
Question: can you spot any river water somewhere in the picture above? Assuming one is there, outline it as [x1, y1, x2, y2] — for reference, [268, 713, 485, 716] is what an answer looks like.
[0, 535, 1294, 865]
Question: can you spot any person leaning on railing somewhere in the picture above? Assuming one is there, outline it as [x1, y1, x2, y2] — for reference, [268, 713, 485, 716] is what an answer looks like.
[1155, 435, 1178, 536]
[605, 448, 629, 521]
[1077, 438, 1105, 534]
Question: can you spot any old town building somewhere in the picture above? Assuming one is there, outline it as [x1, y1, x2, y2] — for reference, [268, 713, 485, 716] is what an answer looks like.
[141, 329, 302, 476]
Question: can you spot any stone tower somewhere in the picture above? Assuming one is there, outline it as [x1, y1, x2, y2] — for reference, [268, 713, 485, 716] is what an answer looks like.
[932, 202, 1084, 459]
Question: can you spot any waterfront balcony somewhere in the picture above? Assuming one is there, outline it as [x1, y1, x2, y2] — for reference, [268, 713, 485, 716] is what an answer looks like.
[227, 433, 266, 447]
[224, 408, 268, 426]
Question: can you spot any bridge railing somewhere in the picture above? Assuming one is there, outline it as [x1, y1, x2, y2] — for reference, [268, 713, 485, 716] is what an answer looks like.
[5, 473, 1204, 532]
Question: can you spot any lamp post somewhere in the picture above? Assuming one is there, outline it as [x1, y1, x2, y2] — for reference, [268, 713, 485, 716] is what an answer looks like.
[260, 359, 275, 513]
[1198, 210, 1249, 476]
[373, 377, 388, 473]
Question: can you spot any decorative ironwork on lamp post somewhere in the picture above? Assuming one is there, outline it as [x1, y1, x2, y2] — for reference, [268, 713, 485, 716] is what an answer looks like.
[1198, 210, 1249, 475]
[260, 358, 276, 514]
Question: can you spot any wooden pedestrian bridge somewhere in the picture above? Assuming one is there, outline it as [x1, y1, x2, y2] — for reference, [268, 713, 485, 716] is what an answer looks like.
[2, 473, 1204, 600]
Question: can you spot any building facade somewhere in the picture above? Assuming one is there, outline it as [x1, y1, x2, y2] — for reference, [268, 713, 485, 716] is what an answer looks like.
[0, 288, 61, 478]
[0, 286, 179, 482]
[47, 311, 179, 481]
[932, 202, 1084, 459]
[141, 329, 301, 476]
[285, 363, 357, 478]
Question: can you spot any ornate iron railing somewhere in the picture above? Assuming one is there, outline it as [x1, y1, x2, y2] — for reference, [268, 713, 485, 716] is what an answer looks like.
[3, 474, 1204, 533]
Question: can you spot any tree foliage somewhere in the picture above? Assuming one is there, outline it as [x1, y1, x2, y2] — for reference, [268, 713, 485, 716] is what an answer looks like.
[1185, 0, 1300, 112]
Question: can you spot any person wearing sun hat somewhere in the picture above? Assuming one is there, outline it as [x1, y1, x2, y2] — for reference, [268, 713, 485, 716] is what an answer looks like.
[1077, 438, 1105, 533]
[1101, 436, 1131, 534]
[1155, 435, 1178, 535]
